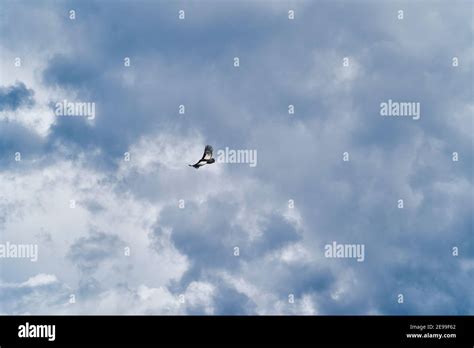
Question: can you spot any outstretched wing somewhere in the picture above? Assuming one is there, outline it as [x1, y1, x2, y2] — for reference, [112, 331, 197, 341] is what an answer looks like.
[189, 145, 213, 168]
[201, 145, 213, 161]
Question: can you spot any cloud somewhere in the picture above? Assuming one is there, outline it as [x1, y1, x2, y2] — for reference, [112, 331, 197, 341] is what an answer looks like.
[0, 273, 58, 289]
[0, 82, 35, 111]
[0, 0, 472, 315]
[67, 230, 125, 272]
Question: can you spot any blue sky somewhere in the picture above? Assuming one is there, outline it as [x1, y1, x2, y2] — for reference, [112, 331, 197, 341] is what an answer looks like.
[0, 0, 472, 314]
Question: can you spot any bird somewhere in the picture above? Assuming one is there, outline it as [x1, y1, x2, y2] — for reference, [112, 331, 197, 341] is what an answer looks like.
[189, 145, 215, 169]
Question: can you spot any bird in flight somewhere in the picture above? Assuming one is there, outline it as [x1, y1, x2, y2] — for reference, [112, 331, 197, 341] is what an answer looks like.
[189, 145, 215, 169]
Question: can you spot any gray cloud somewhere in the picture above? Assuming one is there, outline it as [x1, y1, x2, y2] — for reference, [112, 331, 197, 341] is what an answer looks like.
[0, 82, 35, 111]
[0, 0, 472, 314]
[67, 230, 125, 273]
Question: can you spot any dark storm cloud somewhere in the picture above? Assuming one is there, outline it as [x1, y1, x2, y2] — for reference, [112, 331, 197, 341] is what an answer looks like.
[0, 82, 35, 111]
[42, 55, 102, 90]
[0, 0, 472, 314]
[0, 121, 45, 164]
[212, 284, 257, 315]
[153, 196, 301, 287]
[67, 230, 125, 272]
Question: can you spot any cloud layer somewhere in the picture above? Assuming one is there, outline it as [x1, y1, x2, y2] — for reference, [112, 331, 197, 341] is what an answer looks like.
[0, 0, 472, 314]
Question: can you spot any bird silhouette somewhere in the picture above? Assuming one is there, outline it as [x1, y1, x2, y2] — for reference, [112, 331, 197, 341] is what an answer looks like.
[189, 145, 215, 169]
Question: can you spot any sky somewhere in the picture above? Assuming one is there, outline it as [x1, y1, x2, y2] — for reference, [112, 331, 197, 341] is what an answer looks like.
[0, 0, 472, 315]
